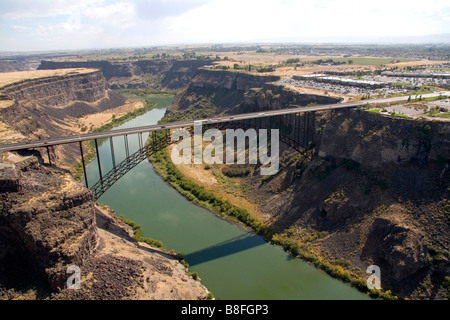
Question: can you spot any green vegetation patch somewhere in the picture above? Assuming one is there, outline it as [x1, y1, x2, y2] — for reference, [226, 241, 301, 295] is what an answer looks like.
[316, 57, 415, 66]
[118, 215, 165, 249]
[94, 100, 157, 132]
[149, 146, 267, 234]
[221, 165, 252, 177]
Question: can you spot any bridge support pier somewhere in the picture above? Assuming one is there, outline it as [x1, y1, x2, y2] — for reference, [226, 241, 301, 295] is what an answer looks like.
[94, 139, 104, 190]
[110, 137, 116, 171]
[124, 135, 129, 163]
[46, 146, 52, 166]
[79, 141, 89, 189]
[138, 132, 143, 150]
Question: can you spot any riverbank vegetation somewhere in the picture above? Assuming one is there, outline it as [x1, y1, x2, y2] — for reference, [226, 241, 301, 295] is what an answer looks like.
[149, 147, 266, 233]
[147, 141, 397, 300]
[93, 100, 156, 132]
[118, 215, 164, 249]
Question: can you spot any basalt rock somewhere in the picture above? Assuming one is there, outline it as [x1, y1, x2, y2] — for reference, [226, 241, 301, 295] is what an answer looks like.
[362, 218, 429, 282]
[0, 157, 210, 300]
[1, 70, 107, 107]
[0, 157, 99, 293]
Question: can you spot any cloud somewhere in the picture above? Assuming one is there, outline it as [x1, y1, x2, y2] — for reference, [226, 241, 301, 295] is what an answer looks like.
[0, 0, 449, 51]
[133, 0, 212, 20]
[0, 0, 95, 19]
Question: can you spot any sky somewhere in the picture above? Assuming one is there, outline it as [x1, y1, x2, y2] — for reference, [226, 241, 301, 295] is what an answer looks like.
[0, 0, 449, 52]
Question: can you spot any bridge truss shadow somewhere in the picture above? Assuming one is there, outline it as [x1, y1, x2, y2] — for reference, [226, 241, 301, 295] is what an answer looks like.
[184, 233, 265, 267]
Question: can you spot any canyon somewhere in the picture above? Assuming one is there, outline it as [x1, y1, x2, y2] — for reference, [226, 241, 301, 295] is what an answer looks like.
[166, 68, 450, 299]
[0, 59, 449, 299]
[0, 65, 211, 300]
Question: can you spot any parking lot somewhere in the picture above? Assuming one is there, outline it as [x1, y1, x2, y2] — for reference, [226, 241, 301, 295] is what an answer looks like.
[278, 74, 450, 98]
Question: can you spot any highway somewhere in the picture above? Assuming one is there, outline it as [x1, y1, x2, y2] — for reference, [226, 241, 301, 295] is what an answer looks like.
[1, 91, 449, 152]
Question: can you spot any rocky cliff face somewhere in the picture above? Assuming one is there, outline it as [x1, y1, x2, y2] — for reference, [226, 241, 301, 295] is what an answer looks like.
[38, 59, 214, 90]
[190, 69, 280, 91]
[243, 108, 449, 299]
[1, 71, 106, 107]
[38, 60, 133, 80]
[0, 70, 126, 166]
[0, 157, 99, 295]
[316, 110, 450, 170]
[242, 83, 342, 110]
[0, 157, 210, 300]
[166, 69, 337, 122]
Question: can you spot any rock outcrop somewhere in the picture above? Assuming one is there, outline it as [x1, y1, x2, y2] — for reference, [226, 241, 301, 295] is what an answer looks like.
[245, 108, 450, 298]
[38, 60, 133, 80]
[0, 69, 126, 166]
[0, 157, 99, 294]
[1, 70, 106, 107]
[362, 217, 428, 282]
[0, 157, 210, 300]
[38, 59, 215, 90]
[190, 69, 280, 91]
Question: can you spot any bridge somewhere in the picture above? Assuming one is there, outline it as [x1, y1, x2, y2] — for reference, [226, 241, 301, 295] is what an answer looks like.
[0, 91, 448, 200]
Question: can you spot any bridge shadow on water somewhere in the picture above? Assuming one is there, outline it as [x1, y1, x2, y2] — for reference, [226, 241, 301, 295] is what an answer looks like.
[185, 233, 265, 267]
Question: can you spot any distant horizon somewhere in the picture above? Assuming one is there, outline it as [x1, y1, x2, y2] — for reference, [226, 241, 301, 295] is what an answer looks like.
[1, 34, 450, 55]
[1, 0, 449, 52]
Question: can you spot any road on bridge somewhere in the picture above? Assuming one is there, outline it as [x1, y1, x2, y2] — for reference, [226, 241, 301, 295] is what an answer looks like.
[1, 91, 449, 152]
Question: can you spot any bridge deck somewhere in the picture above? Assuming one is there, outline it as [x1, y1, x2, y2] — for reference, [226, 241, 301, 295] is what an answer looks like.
[0, 91, 448, 152]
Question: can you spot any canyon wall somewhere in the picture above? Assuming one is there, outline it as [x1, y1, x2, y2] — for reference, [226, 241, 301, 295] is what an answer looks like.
[1, 70, 107, 107]
[0, 157, 210, 300]
[38, 59, 214, 89]
[190, 69, 280, 91]
[0, 70, 126, 166]
[0, 157, 99, 294]
[166, 68, 450, 299]
[38, 60, 134, 80]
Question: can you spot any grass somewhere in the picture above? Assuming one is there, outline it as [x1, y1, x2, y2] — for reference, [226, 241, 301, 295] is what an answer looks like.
[390, 112, 410, 118]
[114, 89, 177, 100]
[270, 233, 397, 300]
[118, 215, 165, 249]
[427, 109, 450, 118]
[93, 100, 156, 132]
[391, 82, 412, 87]
[72, 141, 96, 182]
[317, 57, 415, 66]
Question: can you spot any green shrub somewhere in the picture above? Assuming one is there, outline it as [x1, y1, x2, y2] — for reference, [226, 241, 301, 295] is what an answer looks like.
[221, 166, 251, 177]
[119, 215, 164, 249]
[189, 272, 199, 281]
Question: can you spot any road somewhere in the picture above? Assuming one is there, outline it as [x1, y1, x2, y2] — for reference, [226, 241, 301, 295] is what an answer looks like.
[1, 91, 449, 152]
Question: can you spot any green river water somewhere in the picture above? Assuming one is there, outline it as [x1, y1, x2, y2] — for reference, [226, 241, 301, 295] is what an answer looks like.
[85, 95, 370, 300]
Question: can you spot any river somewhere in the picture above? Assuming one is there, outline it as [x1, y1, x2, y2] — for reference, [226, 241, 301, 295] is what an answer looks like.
[84, 94, 370, 300]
